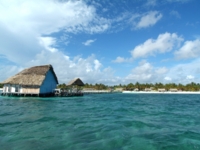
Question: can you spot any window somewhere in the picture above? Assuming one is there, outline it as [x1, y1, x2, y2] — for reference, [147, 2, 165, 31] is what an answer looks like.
[15, 85, 19, 92]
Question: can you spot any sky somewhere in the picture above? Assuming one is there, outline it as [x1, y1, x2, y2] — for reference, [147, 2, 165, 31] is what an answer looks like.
[0, 0, 200, 85]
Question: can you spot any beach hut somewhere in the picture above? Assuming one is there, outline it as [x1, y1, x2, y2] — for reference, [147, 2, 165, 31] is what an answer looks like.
[1, 64, 58, 96]
[145, 88, 151, 92]
[169, 88, 178, 92]
[158, 88, 166, 92]
[67, 78, 84, 95]
[67, 78, 84, 86]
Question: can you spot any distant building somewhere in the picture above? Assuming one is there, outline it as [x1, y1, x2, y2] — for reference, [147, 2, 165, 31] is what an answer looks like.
[67, 78, 84, 93]
[145, 88, 151, 92]
[114, 88, 123, 92]
[158, 88, 166, 92]
[1, 65, 58, 96]
[134, 88, 139, 91]
[67, 78, 84, 87]
[169, 88, 178, 92]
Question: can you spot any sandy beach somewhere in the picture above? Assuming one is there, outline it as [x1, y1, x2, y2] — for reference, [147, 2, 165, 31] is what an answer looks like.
[123, 91, 200, 94]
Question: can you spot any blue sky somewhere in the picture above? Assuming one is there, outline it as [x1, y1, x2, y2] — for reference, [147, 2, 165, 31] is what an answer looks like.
[0, 0, 200, 85]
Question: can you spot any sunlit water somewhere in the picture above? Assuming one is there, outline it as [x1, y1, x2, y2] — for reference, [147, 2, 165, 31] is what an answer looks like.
[0, 93, 200, 150]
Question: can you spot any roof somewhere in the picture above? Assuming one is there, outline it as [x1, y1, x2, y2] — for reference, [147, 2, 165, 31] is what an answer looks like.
[1, 65, 58, 86]
[67, 78, 84, 86]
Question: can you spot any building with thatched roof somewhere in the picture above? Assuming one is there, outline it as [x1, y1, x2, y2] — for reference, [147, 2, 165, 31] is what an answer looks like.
[67, 78, 84, 86]
[66, 78, 84, 95]
[158, 88, 166, 92]
[1, 65, 58, 96]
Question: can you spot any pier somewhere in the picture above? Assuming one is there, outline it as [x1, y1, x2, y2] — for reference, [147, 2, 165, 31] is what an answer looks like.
[82, 90, 112, 94]
[0, 91, 83, 97]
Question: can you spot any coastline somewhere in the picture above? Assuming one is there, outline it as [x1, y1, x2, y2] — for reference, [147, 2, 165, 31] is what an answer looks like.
[122, 91, 200, 94]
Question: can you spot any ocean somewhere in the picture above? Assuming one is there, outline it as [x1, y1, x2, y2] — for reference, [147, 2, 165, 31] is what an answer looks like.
[0, 93, 200, 150]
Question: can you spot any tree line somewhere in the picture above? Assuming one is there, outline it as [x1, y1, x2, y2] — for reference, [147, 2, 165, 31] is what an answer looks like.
[114, 82, 200, 91]
[57, 82, 200, 91]
[0, 82, 199, 91]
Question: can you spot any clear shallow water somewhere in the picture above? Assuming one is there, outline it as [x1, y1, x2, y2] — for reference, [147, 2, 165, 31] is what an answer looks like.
[0, 93, 200, 150]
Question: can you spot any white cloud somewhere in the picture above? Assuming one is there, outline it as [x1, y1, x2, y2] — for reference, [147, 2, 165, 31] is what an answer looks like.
[170, 10, 181, 19]
[0, 65, 24, 82]
[124, 58, 200, 84]
[186, 75, 194, 80]
[112, 57, 132, 63]
[131, 32, 183, 59]
[113, 57, 126, 63]
[145, 0, 157, 6]
[0, 0, 109, 35]
[164, 77, 172, 81]
[174, 39, 200, 59]
[0, 0, 114, 84]
[39, 37, 58, 52]
[82, 39, 96, 46]
[135, 11, 162, 29]
[94, 59, 102, 70]
[26, 51, 118, 84]
[125, 60, 168, 83]
[167, 0, 191, 3]
[0, 0, 110, 65]
[165, 58, 200, 84]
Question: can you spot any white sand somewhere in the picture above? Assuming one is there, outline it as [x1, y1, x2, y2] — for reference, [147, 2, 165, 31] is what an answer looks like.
[122, 91, 200, 94]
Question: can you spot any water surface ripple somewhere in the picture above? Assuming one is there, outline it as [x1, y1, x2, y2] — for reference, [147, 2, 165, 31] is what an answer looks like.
[0, 94, 200, 150]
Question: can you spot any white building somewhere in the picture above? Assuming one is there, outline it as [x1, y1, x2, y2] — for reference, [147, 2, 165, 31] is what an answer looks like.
[1, 65, 58, 96]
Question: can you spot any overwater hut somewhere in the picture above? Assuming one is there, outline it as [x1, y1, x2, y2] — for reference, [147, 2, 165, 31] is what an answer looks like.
[1, 65, 58, 96]
[67, 78, 84, 95]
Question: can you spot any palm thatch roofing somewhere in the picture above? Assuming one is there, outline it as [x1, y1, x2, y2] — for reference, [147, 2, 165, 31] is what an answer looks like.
[67, 78, 84, 86]
[2, 65, 58, 86]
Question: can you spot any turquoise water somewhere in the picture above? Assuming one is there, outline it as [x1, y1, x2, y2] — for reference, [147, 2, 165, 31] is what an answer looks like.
[0, 93, 200, 150]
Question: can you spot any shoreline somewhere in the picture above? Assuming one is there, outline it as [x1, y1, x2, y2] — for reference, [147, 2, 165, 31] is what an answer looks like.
[122, 91, 200, 94]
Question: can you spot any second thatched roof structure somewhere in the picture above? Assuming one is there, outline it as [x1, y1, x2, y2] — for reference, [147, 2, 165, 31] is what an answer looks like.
[67, 78, 84, 86]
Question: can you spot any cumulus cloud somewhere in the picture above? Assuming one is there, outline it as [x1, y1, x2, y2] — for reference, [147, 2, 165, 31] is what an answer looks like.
[0, 0, 114, 84]
[165, 58, 200, 84]
[135, 11, 162, 29]
[0, 0, 110, 65]
[112, 57, 132, 63]
[125, 60, 168, 83]
[164, 77, 172, 81]
[26, 51, 119, 84]
[0, 0, 109, 35]
[131, 32, 183, 59]
[124, 58, 200, 84]
[39, 37, 58, 52]
[174, 39, 200, 59]
[82, 39, 96, 46]
[186, 75, 194, 80]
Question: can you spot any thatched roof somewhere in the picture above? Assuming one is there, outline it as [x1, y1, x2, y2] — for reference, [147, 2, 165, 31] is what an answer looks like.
[67, 78, 84, 86]
[2, 65, 58, 86]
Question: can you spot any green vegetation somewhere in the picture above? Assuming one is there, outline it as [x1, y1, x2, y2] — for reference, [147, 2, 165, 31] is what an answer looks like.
[57, 82, 200, 91]
[113, 82, 200, 91]
[0, 84, 3, 88]
[56, 83, 109, 90]
[84, 83, 109, 90]
[57, 83, 68, 89]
